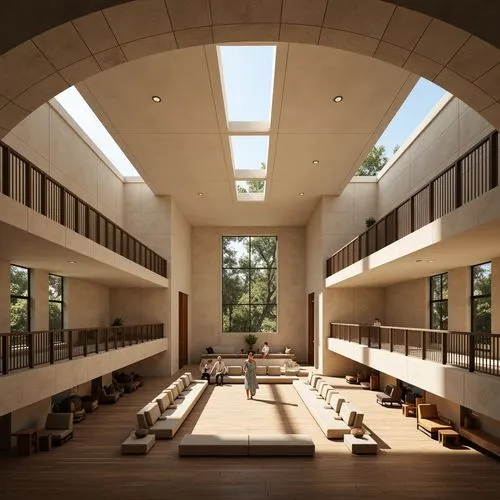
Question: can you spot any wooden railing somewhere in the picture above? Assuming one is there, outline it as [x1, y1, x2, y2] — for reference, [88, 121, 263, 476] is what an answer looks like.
[326, 132, 498, 277]
[0, 141, 167, 278]
[330, 322, 500, 377]
[0, 324, 164, 375]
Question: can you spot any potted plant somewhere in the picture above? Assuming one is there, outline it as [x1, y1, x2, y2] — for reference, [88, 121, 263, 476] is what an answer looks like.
[244, 333, 258, 352]
[365, 216, 376, 228]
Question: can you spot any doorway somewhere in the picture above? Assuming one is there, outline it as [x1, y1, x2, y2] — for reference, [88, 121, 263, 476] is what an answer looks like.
[307, 293, 315, 365]
[178, 292, 188, 368]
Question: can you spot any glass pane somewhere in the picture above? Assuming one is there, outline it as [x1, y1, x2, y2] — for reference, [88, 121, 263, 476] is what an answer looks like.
[250, 236, 277, 268]
[222, 236, 249, 268]
[441, 274, 448, 300]
[10, 297, 29, 332]
[430, 303, 441, 330]
[230, 136, 269, 171]
[250, 268, 277, 305]
[250, 305, 277, 333]
[472, 297, 491, 333]
[10, 265, 29, 297]
[431, 275, 441, 300]
[223, 304, 250, 333]
[49, 302, 63, 330]
[49, 274, 63, 301]
[472, 262, 491, 296]
[222, 269, 249, 305]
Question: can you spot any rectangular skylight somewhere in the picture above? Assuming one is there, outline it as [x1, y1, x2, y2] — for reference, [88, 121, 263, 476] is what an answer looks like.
[54, 86, 140, 177]
[230, 135, 269, 175]
[236, 180, 266, 202]
[218, 45, 276, 131]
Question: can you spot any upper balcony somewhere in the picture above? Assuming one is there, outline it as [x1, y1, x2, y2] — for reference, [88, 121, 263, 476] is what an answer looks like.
[326, 132, 499, 286]
[329, 322, 500, 422]
[0, 140, 167, 279]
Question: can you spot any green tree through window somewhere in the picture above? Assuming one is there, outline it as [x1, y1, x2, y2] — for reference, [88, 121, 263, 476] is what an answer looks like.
[222, 236, 277, 333]
[430, 273, 448, 330]
[49, 274, 63, 330]
[10, 265, 30, 334]
[471, 262, 491, 334]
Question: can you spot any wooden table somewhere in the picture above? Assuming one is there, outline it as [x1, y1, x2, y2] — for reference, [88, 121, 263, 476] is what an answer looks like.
[402, 403, 416, 417]
[12, 428, 39, 456]
[439, 429, 460, 447]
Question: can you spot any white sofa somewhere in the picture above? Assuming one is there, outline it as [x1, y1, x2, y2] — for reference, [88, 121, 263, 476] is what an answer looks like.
[293, 377, 364, 439]
[213, 365, 298, 384]
[135, 372, 208, 439]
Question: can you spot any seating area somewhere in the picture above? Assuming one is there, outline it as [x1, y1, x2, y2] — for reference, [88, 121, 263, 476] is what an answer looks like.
[293, 373, 370, 450]
[417, 404, 453, 439]
[376, 384, 403, 407]
[178, 434, 315, 457]
[208, 364, 299, 384]
[121, 372, 207, 454]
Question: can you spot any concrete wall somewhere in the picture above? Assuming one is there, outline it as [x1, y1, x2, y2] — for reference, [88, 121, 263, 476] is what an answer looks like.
[385, 278, 427, 328]
[191, 226, 306, 363]
[3, 102, 124, 226]
[377, 96, 494, 218]
[65, 277, 110, 328]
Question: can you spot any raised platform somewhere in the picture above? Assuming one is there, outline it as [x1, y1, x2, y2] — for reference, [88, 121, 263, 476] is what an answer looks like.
[178, 433, 315, 457]
[200, 354, 295, 367]
[121, 431, 155, 455]
[344, 434, 378, 455]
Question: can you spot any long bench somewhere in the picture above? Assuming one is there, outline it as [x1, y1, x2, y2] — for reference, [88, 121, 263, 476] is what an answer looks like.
[293, 374, 365, 440]
[459, 427, 500, 458]
[178, 434, 315, 456]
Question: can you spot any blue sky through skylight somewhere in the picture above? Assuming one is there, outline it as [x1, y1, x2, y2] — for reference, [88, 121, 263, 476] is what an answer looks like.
[218, 45, 276, 124]
[54, 86, 139, 177]
[376, 78, 448, 156]
[230, 135, 269, 170]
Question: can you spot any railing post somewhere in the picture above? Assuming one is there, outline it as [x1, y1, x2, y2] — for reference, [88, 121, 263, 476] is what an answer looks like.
[421, 330, 426, 360]
[389, 328, 393, 352]
[429, 180, 434, 222]
[83, 330, 88, 357]
[68, 330, 73, 360]
[489, 131, 498, 190]
[468, 334, 475, 372]
[1, 335, 8, 374]
[25, 162, 31, 209]
[442, 331, 447, 365]
[455, 160, 462, 209]
[49, 331, 54, 365]
[358, 326, 361, 344]
[368, 327, 371, 348]
[410, 197, 415, 232]
[40, 175, 46, 216]
[28, 333, 34, 369]
[404, 329, 409, 356]
[60, 189, 66, 226]
[1, 146, 10, 196]
[95, 329, 99, 354]
[105, 328, 109, 351]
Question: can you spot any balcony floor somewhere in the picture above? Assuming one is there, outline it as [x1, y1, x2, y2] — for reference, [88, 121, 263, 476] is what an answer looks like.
[0, 367, 498, 500]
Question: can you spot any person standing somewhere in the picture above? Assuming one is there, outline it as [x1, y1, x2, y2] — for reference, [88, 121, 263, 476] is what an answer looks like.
[213, 356, 227, 386]
[243, 351, 259, 399]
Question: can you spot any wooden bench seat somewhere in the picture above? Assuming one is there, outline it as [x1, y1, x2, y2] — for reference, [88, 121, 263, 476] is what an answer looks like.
[459, 427, 500, 457]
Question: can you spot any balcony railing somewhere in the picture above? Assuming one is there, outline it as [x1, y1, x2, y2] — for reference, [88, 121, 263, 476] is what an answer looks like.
[326, 131, 498, 278]
[0, 324, 164, 375]
[330, 322, 500, 377]
[0, 141, 167, 278]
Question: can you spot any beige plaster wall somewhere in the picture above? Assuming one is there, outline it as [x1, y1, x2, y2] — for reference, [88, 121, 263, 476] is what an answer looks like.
[448, 266, 470, 332]
[384, 278, 427, 328]
[425, 390, 461, 425]
[377, 97, 494, 218]
[65, 277, 110, 328]
[31, 269, 49, 331]
[11, 398, 52, 438]
[191, 226, 306, 363]
[3, 103, 124, 225]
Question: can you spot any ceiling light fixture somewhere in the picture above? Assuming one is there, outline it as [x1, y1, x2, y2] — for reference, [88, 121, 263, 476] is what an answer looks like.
[298, 192, 305, 196]
[198, 192, 204, 197]
[152, 95, 162, 103]
[333, 95, 343, 103]
[312, 160, 320, 165]
[67, 260, 76, 264]
[427, 260, 435, 263]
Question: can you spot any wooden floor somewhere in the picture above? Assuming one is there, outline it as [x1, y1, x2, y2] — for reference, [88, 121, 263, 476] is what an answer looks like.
[1, 366, 499, 500]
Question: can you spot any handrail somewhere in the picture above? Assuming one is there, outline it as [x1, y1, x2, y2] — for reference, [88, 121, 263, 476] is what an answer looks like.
[330, 322, 500, 377]
[0, 141, 167, 278]
[327, 131, 498, 277]
[0, 323, 164, 375]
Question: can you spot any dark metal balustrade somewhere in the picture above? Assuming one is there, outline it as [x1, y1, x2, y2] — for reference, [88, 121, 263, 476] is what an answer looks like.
[0, 324, 164, 375]
[0, 141, 167, 278]
[330, 322, 500, 378]
[327, 132, 498, 277]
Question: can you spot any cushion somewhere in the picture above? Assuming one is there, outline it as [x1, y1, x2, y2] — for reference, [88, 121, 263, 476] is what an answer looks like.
[206, 347, 215, 354]
[185, 372, 194, 383]
[305, 372, 314, 384]
[329, 394, 345, 414]
[267, 366, 281, 376]
[228, 366, 243, 376]
[167, 384, 179, 399]
[155, 393, 170, 413]
[136, 408, 148, 429]
[144, 402, 161, 427]
[339, 403, 356, 427]
[256, 366, 267, 376]
[180, 374, 191, 387]
[176, 379, 185, 392]
[285, 347, 292, 354]
[352, 411, 364, 428]
[164, 389, 175, 405]
[418, 404, 438, 420]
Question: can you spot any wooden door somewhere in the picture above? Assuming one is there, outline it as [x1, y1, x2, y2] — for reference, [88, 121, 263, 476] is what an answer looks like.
[178, 292, 188, 368]
[307, 293, 315, 365]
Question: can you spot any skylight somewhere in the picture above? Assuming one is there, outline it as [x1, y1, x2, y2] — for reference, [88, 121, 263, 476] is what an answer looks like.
[230, 135, 269, 174]
[235, 180, 266, 202]
[218, 45, 276, 131]
[54, 86, 140, 177]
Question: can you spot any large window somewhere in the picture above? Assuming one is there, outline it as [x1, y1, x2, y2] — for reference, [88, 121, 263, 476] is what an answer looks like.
[471, 262, 491, 333]
[49, 274, 64, 330]
[222, 236, 277, 333]
[430, 273, 448, 330]
[10, 265, 30, 333]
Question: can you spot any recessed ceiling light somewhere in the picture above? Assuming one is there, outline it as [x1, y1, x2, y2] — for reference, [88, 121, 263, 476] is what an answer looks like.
[198, 192, 204, 197]
[427, 260, 435, 263]
[415, 259, 422, 263]
[312, 160, 320, 165]
[67, 260, 76, 264]
[333, 95, 343, 103]
[298, 192, 305, 196]
[152, 95, 162, 103]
